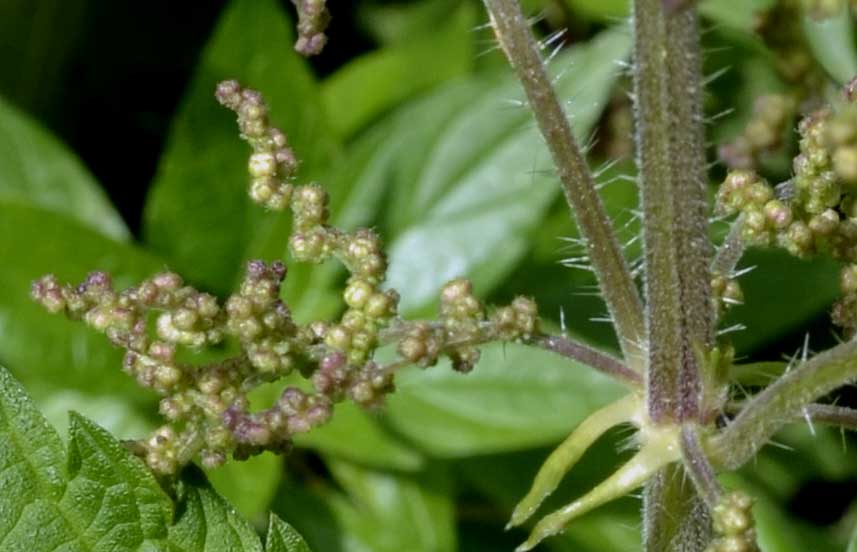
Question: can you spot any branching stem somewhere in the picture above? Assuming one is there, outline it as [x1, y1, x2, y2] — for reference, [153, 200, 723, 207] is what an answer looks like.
[712, 338, 857, 469]
[633, 0, 710, 424]
[711, 214, 746, 278]
[679, 425, 721, 509]
[483, 0, 646, 371]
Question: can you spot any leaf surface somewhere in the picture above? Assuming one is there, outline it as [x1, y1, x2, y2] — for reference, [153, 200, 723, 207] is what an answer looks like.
[143, 0, 334, 295]
[0, 202, 162, 427]
[0, 94, 128, 240]
[384, 342, 623, 456]
[0, 365, 172, 551]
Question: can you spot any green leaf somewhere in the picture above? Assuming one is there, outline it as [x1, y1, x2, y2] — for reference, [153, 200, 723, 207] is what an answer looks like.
[563, 0, 629, 19]
[168, 466, 264, 552]
[383, 27, 631, 315]
[65, 413, 174, 547]
[295, 402, 424, 471]
[0, 365, 173, 550]
[358, 0, 464, 44]
[0, 94, 128, 240]
[849, 524, 857, 552]
[698, 0, 775, 33]
[170, 467, 315, 552]
[321, 2, 474, 139]
[457, 445, 640, 552]
[0, 202, 162, 427]
[143, 0, 335, 295]
[803, 3, 857, 85]
[206, 452, 283, 524]
[265, 515, 312, 552]
[274, 460, 455, 552]
[328, 460, 456, 552]
[384, 342, 623, 456]
[723, 249, 839, 355]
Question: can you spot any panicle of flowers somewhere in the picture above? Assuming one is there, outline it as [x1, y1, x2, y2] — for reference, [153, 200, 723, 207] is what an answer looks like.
[719, 94, 797, 171]
[716, 83, 857, 334]
[704, 491, 759, 552]
[290, 0, 331, 57]
[32, 80, 542, 476]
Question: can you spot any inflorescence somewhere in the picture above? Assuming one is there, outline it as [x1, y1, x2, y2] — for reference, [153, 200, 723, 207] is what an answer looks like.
[717, 86, 857, 334]
[291, 0, 331, 56]
[704, 491, 759, 552]
[33, 81, 540, 476]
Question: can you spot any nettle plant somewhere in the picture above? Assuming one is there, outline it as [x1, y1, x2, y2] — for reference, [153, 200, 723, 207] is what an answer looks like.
[7, 0, 857, 551]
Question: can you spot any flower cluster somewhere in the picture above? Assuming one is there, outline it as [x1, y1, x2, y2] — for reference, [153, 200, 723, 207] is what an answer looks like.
[756, 0, 824, 90]
[291, 0, 330, 57]
[718, 92, 857, 332]
[719, 94, 797, 171]
[704, 491, 758, 552]
[711, 272, 744, 319]
[394, 278, 539, 373]
[33, 81, 544, 476]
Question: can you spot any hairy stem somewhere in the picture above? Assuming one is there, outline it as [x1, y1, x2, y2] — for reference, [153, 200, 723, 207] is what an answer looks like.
[803, 403, 857, 429]
[534, 335, 642, 386]
[666, 6, 714, 414]
[679, 425, 721, 508]
[643, 465, 712, 552]
[634, 0, 710, 424]
[633, 1, 712, 548]
[712, 214, 747, 278]
[483, 0, 646, 369]
[712, 338, 857, 469]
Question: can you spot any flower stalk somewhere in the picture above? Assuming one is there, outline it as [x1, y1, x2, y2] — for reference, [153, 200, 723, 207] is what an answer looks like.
[482, 0, 647, 370]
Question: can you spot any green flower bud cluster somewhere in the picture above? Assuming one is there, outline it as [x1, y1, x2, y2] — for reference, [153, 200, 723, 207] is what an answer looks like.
[716, 170, 794, 249]
[704, 491, 759, 552]
[718, 100, 857, 261]
[226, 260, 301, 374]
[31, 270, 223, 393]
[291, 0, 330, 57]
[33, 82, 546, 476]
[215, 80, 298, 210]
[719, 94, 797, 170]
[394, 279, 539, 373]
[832, 264, 857, 333]
[756, 0, 823, 90]
[711, 272, 744, 318]
[34, 263, 330, 473]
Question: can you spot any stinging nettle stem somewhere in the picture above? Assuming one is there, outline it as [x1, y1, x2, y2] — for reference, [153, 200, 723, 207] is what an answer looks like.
[712, 338, 857, 469]
[633, 0, 711, 425]
[483, 0, 646, 370]
[633, 1, 712, 549]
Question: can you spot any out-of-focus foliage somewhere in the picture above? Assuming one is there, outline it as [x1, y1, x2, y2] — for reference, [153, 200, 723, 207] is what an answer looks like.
[2, 0, 857, 550]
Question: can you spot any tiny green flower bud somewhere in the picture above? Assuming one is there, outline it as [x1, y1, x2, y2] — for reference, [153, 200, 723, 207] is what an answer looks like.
[249, 152, 277, 178]
[344, 279, 373, 309]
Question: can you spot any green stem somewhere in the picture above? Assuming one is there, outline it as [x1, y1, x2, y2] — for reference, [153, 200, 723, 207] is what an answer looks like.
[633, 0, 711, 423]
[534, 335, 642, 386]
[712, 338, 857, 469]
[482, 0, 646, 370]
[633, 2, 712, 549]
[711, 214, 746, 278]
[679, 425, 721, 508]
[643, 466, 711, 552]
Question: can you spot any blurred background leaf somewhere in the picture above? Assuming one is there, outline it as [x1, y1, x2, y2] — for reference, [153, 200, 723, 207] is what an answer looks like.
[383, 342, 623, 456]
[0, 95, 128, 240]
[143, 0, 336, 296]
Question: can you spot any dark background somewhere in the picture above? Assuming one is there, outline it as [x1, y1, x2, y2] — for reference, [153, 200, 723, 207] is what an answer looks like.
[0, 1, 375, 234]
